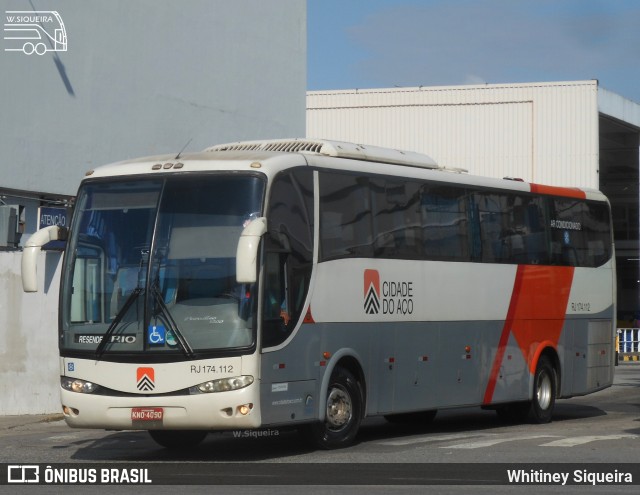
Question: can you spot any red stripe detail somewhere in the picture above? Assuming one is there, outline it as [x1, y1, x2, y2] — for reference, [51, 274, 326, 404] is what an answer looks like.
[303, 307, 315, 324]
[483, 265, 525, 405]
[530, 183, 586, 199]
[483, 265, 575, 405]
[513, 266, 574, 374]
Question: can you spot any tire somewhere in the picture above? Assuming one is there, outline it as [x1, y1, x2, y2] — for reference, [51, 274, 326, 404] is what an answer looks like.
[384, 410, 437, 424]
[529, 355, 556, 424]
[495, 355, 557, 424]
[148, 430, 207, 449]
[300, 367, 363, 449]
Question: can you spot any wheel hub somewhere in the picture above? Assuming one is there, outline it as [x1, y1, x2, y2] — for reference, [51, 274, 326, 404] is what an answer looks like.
[326, 386, 352, 430]
[536, 371, 552, 410]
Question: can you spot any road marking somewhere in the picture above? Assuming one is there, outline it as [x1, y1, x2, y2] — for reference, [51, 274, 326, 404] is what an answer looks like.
[541, 435, 638, 447]
[379, 433, 637, 449]
[45, 433, 84, 442]
[442, 434, 560, 449]
[378, 432, 494, 446]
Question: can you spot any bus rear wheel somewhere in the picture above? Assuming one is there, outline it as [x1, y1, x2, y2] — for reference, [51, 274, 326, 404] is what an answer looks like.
[148, 430, 207, 449]
[529, 355, 556, 424]
[300, 366, 363, 449]
[495, 355, 556, 424]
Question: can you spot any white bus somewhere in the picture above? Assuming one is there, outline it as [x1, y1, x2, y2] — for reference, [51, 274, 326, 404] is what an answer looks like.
[22, 139, 616, 449]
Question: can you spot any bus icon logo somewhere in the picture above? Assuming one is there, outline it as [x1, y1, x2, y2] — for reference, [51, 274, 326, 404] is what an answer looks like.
[136, 367, 155, 391]
[4, 11, 67, 55]
[7, 465, 39, 483]
[364, 269, 380, 314]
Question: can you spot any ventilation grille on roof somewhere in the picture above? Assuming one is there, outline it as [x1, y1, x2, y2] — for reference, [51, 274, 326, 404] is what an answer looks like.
[206, 140, 325, 154]
[204, 138, 441, 170]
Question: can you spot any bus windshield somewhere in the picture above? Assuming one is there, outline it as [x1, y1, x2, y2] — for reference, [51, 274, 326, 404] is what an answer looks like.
[60, 174, 265, 359]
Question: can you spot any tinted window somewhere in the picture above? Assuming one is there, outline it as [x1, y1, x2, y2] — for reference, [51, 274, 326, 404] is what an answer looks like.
[319, 172, 373, 260]
[263, 169, 314, 347]
[317, 169, 611, 268]
[472, 193, 548, 265]
[421, 184, 470, 261]
[371, 178, 422, 258]
[550, 198, 611, 267]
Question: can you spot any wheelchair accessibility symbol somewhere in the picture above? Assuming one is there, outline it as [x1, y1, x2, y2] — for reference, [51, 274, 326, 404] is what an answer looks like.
[148, 325, 166, 345]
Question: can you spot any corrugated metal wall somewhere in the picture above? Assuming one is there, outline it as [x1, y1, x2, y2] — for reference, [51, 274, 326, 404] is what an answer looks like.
[307, 81, 599, 188]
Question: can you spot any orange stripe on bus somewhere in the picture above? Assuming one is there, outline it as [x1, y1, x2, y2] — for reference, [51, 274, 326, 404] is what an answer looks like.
[483, 265, 574, 405]
[530, 183, 586, 199]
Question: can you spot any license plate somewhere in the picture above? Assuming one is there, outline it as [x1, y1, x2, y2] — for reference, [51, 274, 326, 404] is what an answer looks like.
[131, 407, 163, 421]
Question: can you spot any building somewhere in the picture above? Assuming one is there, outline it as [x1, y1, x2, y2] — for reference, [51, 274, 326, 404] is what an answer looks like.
[2, 0, 306, 244]
[0, 0, 306, 414]
[307, 80, 640, 317]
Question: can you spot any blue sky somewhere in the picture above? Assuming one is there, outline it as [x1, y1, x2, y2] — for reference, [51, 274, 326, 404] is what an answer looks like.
[307, 0, 640, 103]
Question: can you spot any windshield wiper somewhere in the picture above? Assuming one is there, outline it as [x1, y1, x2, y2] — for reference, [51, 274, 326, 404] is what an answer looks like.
[151, 284, 196, 359]
[95, 287, 144, 358]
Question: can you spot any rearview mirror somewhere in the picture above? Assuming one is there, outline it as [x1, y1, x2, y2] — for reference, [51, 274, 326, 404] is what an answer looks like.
[22, 225, 67, 292]
[236, 217, 267, 283]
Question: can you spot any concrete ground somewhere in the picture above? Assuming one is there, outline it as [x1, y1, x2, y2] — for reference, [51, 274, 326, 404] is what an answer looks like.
[0, 413, 64, 431]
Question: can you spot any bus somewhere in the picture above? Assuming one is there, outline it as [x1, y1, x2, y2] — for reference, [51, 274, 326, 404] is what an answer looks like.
[22, 139, 616, 449]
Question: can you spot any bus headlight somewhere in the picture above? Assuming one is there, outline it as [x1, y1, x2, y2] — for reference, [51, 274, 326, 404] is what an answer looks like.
[61, 377, 100, 394]
[190, 375, 254, 394]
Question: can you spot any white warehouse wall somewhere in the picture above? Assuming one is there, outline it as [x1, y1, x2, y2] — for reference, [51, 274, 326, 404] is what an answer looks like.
[307, 80, 599, 188]
[0, 252, 61, 414]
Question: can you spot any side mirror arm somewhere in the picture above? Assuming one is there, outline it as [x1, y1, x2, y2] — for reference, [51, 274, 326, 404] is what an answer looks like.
[236, 217, 267, 283]
[21, 225, 67, 292]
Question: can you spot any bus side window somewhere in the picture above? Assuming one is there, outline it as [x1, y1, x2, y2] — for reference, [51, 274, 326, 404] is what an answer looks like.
[262, 246, 290, 347]
[550, 199, 612, 268]
[262, 169, 314, 348]
[371, 178, 422, 259]
[551, 198, 585, 266]
[319, 172, 373, 260]
[472, 192, 505, 263]
[421, 184, 470, 261]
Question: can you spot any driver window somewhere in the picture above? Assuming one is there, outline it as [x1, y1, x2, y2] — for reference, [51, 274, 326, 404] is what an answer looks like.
[261, 168, 313, 348]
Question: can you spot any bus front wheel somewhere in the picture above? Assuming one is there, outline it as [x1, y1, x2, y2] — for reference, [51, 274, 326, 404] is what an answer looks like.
[148, 429, 207, 449]
[301, 367, 363, 449]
